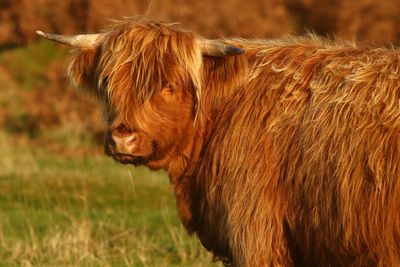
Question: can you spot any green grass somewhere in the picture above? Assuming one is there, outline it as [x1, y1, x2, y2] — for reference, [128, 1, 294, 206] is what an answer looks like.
[0, 131, 221, 266]
[0, 40, 69, 136]
[0, 39, 68, 90]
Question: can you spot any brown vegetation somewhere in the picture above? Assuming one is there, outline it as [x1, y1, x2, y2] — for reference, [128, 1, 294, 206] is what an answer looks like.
[286, 0, 400, 43]
[1, 0, 399, 47]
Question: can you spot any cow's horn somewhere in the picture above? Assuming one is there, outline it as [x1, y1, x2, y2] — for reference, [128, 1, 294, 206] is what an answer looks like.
[36, 30, 103, 48]
[199, 39, 245, 57]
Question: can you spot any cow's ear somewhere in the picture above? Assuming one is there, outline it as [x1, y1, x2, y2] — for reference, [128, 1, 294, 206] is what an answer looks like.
[68, 48, 100, 98]
[198, 53, 249, 119]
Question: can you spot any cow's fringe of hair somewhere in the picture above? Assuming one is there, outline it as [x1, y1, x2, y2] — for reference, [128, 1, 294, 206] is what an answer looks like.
[68, 18, 203, 127]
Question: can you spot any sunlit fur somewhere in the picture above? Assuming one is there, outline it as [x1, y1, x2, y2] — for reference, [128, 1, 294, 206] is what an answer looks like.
[67, 19, 400, 266]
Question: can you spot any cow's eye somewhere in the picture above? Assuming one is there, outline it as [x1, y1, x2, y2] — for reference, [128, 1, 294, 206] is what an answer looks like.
[162, 83, 174, 94]
[166, 83, 174, 92]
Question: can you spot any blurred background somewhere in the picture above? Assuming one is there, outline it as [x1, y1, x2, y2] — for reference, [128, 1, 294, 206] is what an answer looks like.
[0, 0, 399, 266]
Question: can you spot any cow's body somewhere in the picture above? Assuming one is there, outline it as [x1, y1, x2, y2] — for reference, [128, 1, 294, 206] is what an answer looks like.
[177, 38, 400, 266]
[39, 20, 400, 266]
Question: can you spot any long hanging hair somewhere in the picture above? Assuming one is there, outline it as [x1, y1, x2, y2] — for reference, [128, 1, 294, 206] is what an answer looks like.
[67, 18, 400, 266]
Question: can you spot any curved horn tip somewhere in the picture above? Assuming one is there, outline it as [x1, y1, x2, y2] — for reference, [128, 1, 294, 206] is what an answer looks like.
[226, 46, 246, 56]
[36, 30, 46, 37]
[36, 30, 54, 40]
[200, 39, 246, 57]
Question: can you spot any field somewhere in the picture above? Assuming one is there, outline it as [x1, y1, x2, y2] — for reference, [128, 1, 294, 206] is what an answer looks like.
[0, 130, 220, 266]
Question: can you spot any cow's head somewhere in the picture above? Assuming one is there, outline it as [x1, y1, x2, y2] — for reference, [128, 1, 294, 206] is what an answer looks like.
[37, 20, 244, 170]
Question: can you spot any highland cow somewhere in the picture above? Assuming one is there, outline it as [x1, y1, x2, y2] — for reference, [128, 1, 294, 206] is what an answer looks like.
[37, 19, 400, 266]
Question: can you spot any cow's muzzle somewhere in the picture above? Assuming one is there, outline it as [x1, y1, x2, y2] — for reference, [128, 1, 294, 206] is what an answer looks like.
[104, 127, 138, 157]
[111, 133, 137, 155]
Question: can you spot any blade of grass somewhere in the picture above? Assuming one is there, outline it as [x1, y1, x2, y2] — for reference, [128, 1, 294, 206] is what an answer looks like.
[127, 168, 137, 199]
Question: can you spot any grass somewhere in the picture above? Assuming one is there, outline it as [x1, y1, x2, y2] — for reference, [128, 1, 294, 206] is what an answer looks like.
[0, 39, 68, 90]
[0, 40, 69, 136]
[0, 131, 221, 266]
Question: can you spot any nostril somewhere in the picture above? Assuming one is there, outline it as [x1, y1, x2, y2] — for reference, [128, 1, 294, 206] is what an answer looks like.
[126, 134, 137, 147]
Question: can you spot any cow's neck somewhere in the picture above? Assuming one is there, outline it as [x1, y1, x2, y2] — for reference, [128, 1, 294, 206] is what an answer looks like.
[161, 54, 252, 232]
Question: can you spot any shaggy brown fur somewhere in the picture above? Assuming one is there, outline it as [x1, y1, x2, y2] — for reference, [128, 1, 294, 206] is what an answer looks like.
[67, 19, 400, 266]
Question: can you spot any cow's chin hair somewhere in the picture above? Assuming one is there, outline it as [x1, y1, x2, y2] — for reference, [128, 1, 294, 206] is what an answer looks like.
[112, 154, 147, 166]
[105, 139, 157, 166]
